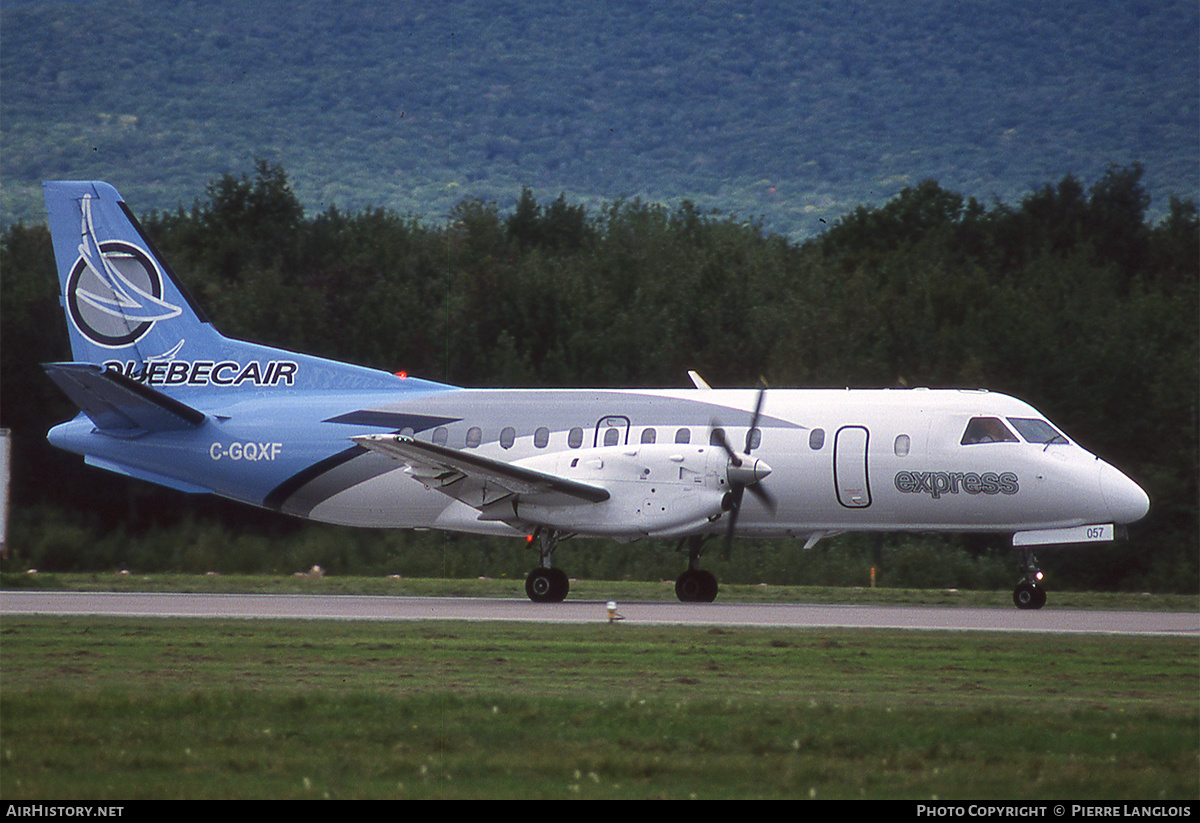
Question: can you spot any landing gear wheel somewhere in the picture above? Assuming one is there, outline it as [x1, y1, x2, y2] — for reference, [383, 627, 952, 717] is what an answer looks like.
[525, 528, 569, 603]
[525, 567, 569, 603]
[1012, 548, 1048, 610]
[675, 569, 718, 602]
[1013, 581, 1047, 610]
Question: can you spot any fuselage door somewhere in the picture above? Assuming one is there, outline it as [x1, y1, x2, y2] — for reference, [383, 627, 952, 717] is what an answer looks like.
[834, 425, 871, 508]
[594, 415, 631, 447]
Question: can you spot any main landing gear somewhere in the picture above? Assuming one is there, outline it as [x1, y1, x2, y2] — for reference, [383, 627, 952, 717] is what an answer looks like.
[521, 530, 722, 604]
[524, 528, 569, 603]
[1013, 548, 1047, 610]
[675, 536, 718, 602]
[526, 566, 569, 603]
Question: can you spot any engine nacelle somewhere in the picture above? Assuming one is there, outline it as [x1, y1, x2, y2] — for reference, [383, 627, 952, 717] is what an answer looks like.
[512, 443, 731, 537]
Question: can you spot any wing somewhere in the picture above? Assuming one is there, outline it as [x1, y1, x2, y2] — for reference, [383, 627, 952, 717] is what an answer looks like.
[352, 434, 610, 517]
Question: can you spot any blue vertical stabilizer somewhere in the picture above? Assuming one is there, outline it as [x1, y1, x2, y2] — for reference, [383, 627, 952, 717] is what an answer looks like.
[42, 181, 446, 395]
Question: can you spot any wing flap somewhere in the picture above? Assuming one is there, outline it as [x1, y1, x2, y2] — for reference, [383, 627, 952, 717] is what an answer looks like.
[352, 434, 610, 512]
[44, 362, 206, 433]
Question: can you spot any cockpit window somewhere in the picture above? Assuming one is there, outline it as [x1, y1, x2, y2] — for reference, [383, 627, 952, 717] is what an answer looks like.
[961, 417, 1019, 445]
[1007, 417, 1069, 445]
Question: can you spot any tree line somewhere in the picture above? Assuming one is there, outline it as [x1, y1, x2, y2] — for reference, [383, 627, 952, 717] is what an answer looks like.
[1, 162, 1195, 591]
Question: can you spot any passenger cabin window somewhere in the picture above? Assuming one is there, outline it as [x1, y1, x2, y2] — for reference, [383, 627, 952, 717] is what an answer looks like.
[603, 427, 620, 447]
[809, 428, 825, 450]
[641, 428, 657, 444]
[1007, 418, 1069, 445]
[961, 417, 1019, 445]
[500, 426, 516, 449]
[675, 428, 691, 444]
[568, 427, 584, 449]
[433, 427, 448, 446]
[894, 434, 910, 456]
[534, 427, 550, 448]
[465, 426, 482, 448]
[747, 428, 762, 450]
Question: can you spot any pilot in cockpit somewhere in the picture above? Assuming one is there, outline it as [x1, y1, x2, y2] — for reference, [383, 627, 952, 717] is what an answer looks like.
[961, 417, 1018, 445]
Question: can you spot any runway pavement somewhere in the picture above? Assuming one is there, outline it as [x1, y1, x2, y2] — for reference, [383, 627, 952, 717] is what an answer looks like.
[2, 590, 1196, 635]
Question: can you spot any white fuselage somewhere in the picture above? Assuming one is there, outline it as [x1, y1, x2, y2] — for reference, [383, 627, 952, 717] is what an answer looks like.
[286, 386, 1149, 542]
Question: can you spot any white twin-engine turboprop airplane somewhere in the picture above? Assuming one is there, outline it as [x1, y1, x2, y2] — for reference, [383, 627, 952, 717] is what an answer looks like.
[41, 181, 1150, 609]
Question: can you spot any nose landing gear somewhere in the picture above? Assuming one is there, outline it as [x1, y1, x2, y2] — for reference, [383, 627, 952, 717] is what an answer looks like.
[1013, 549, 1047, 610]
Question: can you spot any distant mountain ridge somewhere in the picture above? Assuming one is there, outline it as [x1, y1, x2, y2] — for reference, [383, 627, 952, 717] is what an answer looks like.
[2, 0, 1195, 236]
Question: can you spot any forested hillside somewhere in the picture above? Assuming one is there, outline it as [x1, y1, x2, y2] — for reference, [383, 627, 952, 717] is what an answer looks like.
[3, 0, 1196, 239]
[2, 163, 1195, 592]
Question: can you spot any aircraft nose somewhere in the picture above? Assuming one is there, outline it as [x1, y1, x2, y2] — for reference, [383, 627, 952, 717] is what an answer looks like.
[1099, 461, 1150, 524]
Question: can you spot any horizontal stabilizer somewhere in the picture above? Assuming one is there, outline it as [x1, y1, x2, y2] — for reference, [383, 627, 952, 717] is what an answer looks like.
[44, 362, 206, 433]
[353, 434, 610, 512]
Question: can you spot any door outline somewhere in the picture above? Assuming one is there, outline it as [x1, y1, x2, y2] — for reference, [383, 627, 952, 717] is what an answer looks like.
[594, 415, 631, 447]
[834, 425, 872, 508]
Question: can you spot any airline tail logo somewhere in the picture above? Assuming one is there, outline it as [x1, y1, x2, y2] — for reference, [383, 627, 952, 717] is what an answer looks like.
[66, 194, 182, 348]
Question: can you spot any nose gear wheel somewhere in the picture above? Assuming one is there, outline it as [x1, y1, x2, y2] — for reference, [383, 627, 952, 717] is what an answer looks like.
[1012, 548, 1047, 610]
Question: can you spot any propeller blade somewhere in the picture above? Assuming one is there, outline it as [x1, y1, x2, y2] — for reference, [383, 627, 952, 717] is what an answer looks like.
[716, 380, 773, 560]
[744, 384, 767, 453]
[747, 482, 777, 514]
[722, 485, 745, 558]
[711, 420, 742, 467]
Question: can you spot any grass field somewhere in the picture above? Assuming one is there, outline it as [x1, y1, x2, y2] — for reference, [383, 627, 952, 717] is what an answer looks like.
[1, 577, 1197, 800]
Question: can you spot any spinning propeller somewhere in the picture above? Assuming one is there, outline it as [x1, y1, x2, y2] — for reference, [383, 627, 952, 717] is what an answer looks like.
[712, 383, 776, 557]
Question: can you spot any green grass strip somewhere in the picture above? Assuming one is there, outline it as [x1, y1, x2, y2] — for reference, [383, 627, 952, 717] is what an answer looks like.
[2, 616, 1195, 799]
